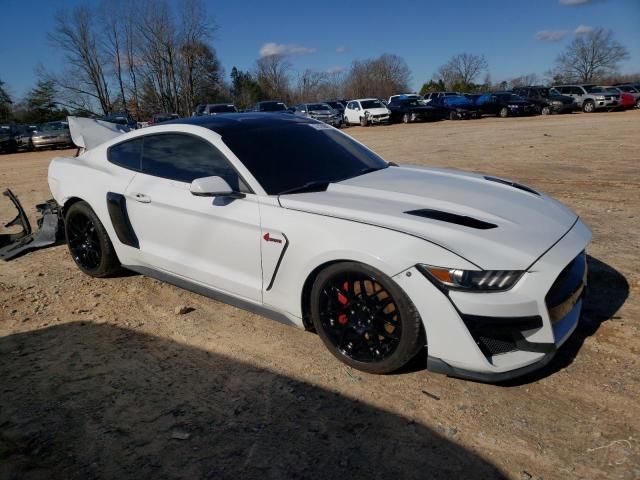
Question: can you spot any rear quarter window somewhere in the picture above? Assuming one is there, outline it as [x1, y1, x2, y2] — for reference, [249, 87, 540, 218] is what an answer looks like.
[107, 138, 143, 170]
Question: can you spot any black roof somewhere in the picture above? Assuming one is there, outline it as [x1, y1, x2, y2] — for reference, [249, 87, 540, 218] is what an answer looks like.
[164, 112, 315, 135]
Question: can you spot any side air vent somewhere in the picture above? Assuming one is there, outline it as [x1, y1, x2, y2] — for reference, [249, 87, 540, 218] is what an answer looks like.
[484, 176, 540, 196]
[405, 209, 497, 230]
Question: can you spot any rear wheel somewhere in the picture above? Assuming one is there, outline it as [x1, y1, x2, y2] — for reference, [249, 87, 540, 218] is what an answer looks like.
[402, 113, 411, 124]
[343, 115, 349, 126]
[449, 111, 458, 120]
[583, 100, 595, 113]
[499, 107, 509, 118]
[64, 201, 120, 277]
[310, 262, 424, 374]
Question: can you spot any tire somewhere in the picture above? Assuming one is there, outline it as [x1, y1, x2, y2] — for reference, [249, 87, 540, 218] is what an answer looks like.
[360, 116, 368, 127]
[636, 99, 640, 109]
[583, 100, 595, 113]
[310, 262, 424, 374]
[64, 201, 120, 277]
[402, 113, 411, 124]
[449, 111, 457, 121]
[343, 115, 349, 127]
[541, 106, 551, 115]
[498, 107, 509, 118]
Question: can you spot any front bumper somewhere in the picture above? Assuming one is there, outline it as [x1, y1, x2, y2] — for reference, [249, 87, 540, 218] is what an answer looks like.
[393, 218, 591, 382]
[366, 114, 390, 124]
[593, 99, 619, 110]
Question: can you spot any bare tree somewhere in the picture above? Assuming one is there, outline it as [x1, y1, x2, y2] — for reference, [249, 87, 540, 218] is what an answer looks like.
[255, 54, 292, 100]
[553, 27, 629, 82]
[436, 53, 488, 89]
[48, 6, 112, 114]
[100, 0, 127, 112]
[345, 53, 411, 99]
[510, 73, 540, 88]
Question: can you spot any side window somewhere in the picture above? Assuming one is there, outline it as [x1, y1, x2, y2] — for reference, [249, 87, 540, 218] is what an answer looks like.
[347, 102, 354, 109]
[572, 87, 583, 95]
[141, 134, 247, 192]
[108, 138, 143, 170]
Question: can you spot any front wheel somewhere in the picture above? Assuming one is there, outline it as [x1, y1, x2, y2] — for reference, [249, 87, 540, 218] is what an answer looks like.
[64, 201, 120, 277]
[360, 116, 368, 127]
[402, 113, 411, 124]
[310, 262, 424, 374]
[499, 107, 509, 118]
[449, 111, 458, 121]
[541, 106, 551, 115]
[583, 100, 595, 113]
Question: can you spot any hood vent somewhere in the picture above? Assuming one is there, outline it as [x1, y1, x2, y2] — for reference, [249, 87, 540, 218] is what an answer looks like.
[484, 176, 540, 196]
[405, 209, 497, 230]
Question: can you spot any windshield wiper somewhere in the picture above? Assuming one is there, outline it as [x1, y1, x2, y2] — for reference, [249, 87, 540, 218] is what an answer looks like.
[278, 180, 331, 195]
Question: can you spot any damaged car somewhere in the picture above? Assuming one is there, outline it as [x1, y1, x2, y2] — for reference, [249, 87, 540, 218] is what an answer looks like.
[343, 99, 391, 126]
[37, 114, 592, 382]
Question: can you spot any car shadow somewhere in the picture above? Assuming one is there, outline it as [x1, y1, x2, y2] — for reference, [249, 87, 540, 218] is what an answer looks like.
[500, 255, 629, 386]
[0, 322, 506, 479]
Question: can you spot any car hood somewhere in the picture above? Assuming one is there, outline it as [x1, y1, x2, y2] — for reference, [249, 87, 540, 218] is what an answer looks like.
[363, 107, 389, 115]
[279, 165, 579, 270]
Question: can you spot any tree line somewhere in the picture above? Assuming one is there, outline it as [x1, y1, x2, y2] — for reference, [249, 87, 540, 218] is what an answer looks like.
[0, 3, 634, 125]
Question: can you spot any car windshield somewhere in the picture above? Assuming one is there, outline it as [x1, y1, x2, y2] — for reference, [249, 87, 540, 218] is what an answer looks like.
[219, 121, 388, 195]
[40, 122, 67, 132]
[260, 102, 287, 111]
[582, 85, 599, 93]
[307, 104, 330, 111]
[536, 88, 552, 97]
[360, 100, 384, 109]
[325, 102, 343, 109]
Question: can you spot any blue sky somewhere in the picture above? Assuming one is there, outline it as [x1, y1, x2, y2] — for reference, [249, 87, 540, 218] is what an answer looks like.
[0, 0, 638, 99]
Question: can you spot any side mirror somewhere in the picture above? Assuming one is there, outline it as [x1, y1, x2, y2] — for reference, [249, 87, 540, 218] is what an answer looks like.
[190, 176, 245, 199]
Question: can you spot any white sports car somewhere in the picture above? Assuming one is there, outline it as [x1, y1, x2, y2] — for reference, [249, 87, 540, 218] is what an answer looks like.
[48, 114, 591, 381]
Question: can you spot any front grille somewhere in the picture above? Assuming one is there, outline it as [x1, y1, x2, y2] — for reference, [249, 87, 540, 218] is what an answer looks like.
[545, 252, 587, 324]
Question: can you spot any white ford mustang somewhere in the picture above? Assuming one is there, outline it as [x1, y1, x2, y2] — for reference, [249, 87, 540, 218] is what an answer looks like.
[48, 114, 591, 381]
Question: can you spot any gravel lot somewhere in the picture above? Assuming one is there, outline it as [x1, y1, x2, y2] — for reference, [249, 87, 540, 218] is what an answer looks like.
[1, 110, 639, 479]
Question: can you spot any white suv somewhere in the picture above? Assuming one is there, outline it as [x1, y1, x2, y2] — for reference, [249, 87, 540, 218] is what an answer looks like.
[343, 99, 391, 126]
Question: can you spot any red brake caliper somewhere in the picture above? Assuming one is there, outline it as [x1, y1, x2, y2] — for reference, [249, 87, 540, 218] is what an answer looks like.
[337, 281, 349, 325]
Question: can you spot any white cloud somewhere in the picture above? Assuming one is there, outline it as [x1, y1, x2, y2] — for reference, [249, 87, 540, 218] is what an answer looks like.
[335, 46, 347, 53]
[574, 24, 595, 35]
[259, 42, 317, 57]
[326, 66, 346, 74]
[559, 0, 602, 5]
[535, 30, 570, 42]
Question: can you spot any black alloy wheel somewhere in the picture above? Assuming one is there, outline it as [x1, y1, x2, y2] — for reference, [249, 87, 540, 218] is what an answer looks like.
[64, 201, 120, 277]
[310, 262, 423, 374]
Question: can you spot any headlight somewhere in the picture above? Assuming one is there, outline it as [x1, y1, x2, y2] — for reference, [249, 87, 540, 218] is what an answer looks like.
[552, 100, 562, 105]
[508, 104, 519, 108]
[418, 265, 523, 292]
[595, 96, 605, 100]
[364, 110, 370, 116]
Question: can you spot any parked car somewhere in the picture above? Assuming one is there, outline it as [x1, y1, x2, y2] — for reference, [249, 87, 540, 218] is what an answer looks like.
[149, 113, 180, 125]
[196, 104, 238, 116]
[102, 112, 138, 129]
[387, 98, 442, 123]
[322, 100, 346, 115]
[475, 92, 535, 117]
[429, 94, 481, 120]
[512, 86, 577, 115]
[31, 121, 73, 150]
[0, 124, 19, 153]
[50, 113, 592, 381]
[251, 101, 290, 112]
[553, 84, 620, 112]
[291, 103, 342, 127]
[15, 124, 38, 151]
[343, 98, 391, 126]
[388, 93, 423, 104]
[423, 92, 458, 104]
[608, 85, 640, 108]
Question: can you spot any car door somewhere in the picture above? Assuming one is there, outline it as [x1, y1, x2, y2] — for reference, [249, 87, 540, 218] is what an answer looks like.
[123, 132, 263, 302]
[345, 102, 357, 123]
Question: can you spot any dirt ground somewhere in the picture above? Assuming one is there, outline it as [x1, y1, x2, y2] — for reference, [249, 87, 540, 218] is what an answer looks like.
[0, 110, 639, 480]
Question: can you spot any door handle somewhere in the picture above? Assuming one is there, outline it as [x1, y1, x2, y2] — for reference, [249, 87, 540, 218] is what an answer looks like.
[131, 192, 151, 203]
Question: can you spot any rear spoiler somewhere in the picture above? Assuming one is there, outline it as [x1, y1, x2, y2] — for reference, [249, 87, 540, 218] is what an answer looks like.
[67, 116, 130, 151]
